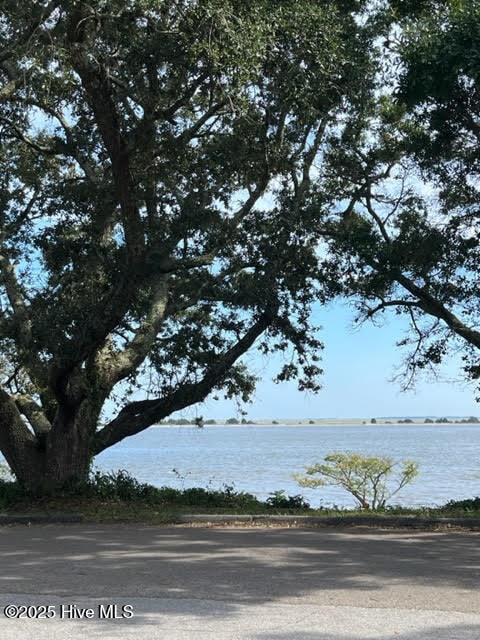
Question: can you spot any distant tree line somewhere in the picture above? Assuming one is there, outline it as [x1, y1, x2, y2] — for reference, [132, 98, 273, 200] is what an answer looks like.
[369, 417, 480, 425]
[157, 417, 257, 425]
[423, 417, 480, 424]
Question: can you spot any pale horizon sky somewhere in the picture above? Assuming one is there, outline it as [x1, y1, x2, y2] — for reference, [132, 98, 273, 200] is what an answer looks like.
[190, 299, 480, 422]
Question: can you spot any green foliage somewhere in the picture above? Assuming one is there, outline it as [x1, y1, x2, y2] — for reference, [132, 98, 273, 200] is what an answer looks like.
[440, 496, 480, 513]
[4, 465, 480, 521]
[295, 452, 419, 510]
[0, 463, 24, 508]
[85, 469, 263, 509]
[82, 471, 312, 512]
[266, 490, 310, 510]
[0, 483, 24, 509]
[86, 469, 160, 501]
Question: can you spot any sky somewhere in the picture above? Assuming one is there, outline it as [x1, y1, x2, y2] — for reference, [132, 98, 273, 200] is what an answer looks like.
[191, 299, 480, 421]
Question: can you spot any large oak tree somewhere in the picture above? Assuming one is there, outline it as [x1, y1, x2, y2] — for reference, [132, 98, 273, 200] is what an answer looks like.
[0, 1, 374, 493]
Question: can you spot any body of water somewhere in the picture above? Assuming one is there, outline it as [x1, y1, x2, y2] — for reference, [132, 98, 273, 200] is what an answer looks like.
[94, 423, 480, 508]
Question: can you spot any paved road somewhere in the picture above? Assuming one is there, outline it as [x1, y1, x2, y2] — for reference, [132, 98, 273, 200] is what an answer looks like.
[0, 523, 479, 639]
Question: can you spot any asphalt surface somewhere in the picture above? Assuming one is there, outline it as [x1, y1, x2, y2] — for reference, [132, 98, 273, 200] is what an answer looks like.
[0, 523, 479, 639]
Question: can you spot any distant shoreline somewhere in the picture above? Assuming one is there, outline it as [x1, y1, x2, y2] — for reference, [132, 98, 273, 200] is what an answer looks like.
[152, 418, 480, 428]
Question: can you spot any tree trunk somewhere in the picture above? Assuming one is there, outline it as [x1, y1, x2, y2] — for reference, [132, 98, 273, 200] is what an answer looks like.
[40, 401, 99, 494]
[1, 392, 99, 496]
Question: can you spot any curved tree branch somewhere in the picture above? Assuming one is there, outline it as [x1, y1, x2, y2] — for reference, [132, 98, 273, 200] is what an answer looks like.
[93, 307, 277, 453]
[95, 278, 169, 388]
[14, 395, 52, 436]
[364, 298, 420, 318]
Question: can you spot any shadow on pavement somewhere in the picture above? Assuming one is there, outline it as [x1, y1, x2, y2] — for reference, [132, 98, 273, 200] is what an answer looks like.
[249, 624, 480, 640]
[0, 524, 479, 617]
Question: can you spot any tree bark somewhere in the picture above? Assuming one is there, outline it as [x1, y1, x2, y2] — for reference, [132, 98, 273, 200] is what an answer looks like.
[40, 400, 99, 493]
[0, 388, 99, 495]
[0, 389, 44, 490]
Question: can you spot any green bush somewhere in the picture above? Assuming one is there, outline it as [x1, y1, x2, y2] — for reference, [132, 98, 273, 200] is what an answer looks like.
[0, 478, 25, 508]
[440, 497, 480, 513]
[86, 470, 263, 509]
[87, 469, 160, 501]
[294, 452, 419, 510]
[266, 490, 310, 510]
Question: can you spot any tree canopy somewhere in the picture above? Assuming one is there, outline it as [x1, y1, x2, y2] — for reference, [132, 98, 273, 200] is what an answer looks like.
[0, 0, 375, 492]
[318, 0, 480, 391]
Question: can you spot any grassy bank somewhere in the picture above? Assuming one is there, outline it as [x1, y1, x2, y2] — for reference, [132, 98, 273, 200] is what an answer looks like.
[1, 470, 480, 525]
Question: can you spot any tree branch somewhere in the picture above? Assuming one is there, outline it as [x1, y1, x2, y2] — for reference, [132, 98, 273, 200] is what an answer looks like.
[92, 308, 276, 453]
[0, 1, 61, 64]
[0, 2, 61, 100]
[179, 101, 228, 142]
[364, 298, 420, 319]
[398, 306, 430, 392]
[153, 71, 210, 123]
[46, 8, 154, 396]
[365, 182, 391, 244]
[0, 253, 32, 349]
[95, 278, 169, 387]
[27, 103, 101, 185]
[0, 117, 55, 154]
[3, 188, 40, 236]
[0, 388, 39, 475]
[14, 395, 52, 436]
[67, 8, 144, 260]
[393, 270, 480, 350]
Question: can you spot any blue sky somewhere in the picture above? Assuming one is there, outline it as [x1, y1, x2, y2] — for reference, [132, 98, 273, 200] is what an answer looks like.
[193, 299, 480, 421]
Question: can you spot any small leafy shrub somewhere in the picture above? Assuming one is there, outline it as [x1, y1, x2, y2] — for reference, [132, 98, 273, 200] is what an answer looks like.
[214, 484, 262, 509]
[294, 452, 419, 510]
[266, 490, 310, 510]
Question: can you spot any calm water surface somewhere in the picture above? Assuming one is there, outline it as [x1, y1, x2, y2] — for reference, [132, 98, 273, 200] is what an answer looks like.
[95, 423, 480, 508]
